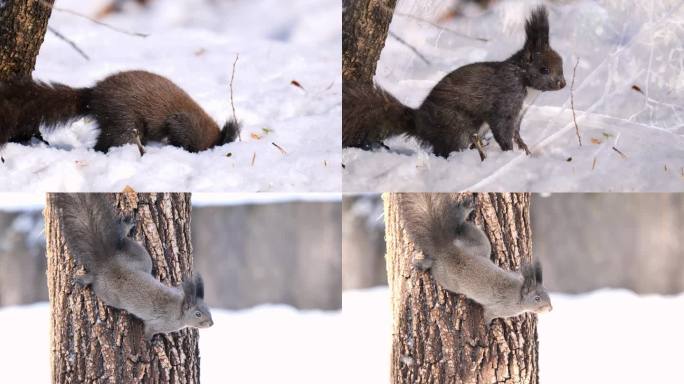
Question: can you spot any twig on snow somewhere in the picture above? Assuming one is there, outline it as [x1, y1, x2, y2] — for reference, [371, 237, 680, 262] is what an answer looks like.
[388, 31, 431, 65]
[48, 26, 90, 61]
[39, 0, 148, 37]
[571, 57, 582, 147]
[229, 53, 241, 141]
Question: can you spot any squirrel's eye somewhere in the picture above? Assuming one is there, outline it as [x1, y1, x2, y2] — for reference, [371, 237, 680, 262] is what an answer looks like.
[540, 67, 550, 75]
[534, 296, 541, 302]
[194, 311, 202, 318]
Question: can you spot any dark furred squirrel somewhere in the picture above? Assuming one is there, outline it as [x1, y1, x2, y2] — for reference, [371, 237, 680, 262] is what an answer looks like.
[55, 193, 213, 339]
[0, 70, 240, 153]
[343, 6, 566, 157]
[401, 194, 552, 324]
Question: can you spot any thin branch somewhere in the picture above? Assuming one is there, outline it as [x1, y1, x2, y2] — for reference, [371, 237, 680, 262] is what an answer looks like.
[388, 31, 431, 65]
[229, 53, 241, 141]
[571, 57, 582, 146]
[39, 0, 148, 38]
[395, 12, 489, 43]
[48, 27, 90, 61]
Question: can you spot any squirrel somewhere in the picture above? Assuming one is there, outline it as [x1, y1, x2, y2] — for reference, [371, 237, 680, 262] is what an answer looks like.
[400, 193, 552, 324]
[54, 193, 213, 339]
[343, 6, 566, 157]
[0, 70, 240, 154]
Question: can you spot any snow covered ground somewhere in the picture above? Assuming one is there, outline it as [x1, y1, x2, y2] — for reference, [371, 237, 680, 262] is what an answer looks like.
[342, 287, 684, 384]
[0, 0, 341, 192]
[0, 303, 343, 384]
[2, 288, 683, 383]
[341, 287, 684, 384]
[343, 0, 684, 192]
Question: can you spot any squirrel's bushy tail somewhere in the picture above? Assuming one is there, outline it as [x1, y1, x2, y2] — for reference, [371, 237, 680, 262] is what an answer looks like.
[0, 78, 92, 145]
[54, 194, 122, 272]
[400, 193, 471, 258]
[342, 82, 416, 148]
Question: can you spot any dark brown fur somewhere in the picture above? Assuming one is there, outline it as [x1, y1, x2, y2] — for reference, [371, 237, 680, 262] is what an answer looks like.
[343, 6, 565, 157]
[0, 70, 239, 153]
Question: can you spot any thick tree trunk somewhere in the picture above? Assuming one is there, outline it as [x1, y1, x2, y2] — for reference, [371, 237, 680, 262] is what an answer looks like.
[0, 0, 54, 80]
[342, 0, 397, 84]
[45, 193, 200, 384]
[385, 193, 538, 384]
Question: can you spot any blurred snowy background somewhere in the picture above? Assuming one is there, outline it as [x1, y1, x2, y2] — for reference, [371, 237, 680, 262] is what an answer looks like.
[0, 193, 342, 383]
[0, 0, 341, 192]
[341, 193, 684, 383]
[343, 0, 684, 192]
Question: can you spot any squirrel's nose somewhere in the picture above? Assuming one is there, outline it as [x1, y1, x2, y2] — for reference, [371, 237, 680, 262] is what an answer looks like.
[557, 78, 566, 89]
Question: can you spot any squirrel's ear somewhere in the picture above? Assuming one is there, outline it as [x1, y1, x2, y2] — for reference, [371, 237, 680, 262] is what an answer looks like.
[194, 274, 205, 300]
[521, 264, 536, 295]
[182, 278, 197, 310]
[534, 260, 543, 284]
[524, 6, 550, 51]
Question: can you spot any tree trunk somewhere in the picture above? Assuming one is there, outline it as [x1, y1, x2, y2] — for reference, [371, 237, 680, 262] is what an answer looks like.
[45, 193, 200, 384]
[0, 0, 54, 80]
[385, 193, 538, 384]
[342, 0, 397, 84]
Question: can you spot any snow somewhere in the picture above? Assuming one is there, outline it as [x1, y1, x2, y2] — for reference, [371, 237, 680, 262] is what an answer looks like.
[3, 289, 683, 383]
[340, 287, 684, 384]
[0, 303, 342, 384]
[0, 0, 341, 192]
[192, 192, 341, 206]
[343, 0, 684, 192]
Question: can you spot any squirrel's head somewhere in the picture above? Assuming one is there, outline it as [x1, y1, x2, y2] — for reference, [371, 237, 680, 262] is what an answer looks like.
[219, 119, 240, 145]
[520, 6, 566, 91]
[520, 261, 552, 315]
[181, 274, 214, 329]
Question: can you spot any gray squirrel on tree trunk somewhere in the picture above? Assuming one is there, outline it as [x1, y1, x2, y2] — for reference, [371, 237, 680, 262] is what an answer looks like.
[343, 6, 565, 157]
[54, 193, 214, 340]
[401, 193, 552, 324]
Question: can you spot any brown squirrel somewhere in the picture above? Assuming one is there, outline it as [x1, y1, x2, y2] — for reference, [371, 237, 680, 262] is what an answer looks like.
[55, 193, 213, 339]
[0, 70, 239, 153]
[343, 6, 565, 157]
[401, 193, 552, 324]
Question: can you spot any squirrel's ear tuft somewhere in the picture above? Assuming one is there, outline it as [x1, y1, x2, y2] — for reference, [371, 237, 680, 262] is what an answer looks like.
[182, 278, 197, 309]
[525, 6, 549, 50]
[521, 263, 536, 295]
[534, 260, 543, 284]
[194, 274, 205, 300]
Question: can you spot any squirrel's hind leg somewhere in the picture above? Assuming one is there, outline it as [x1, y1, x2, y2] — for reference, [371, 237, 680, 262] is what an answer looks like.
[119, 239, 153, 274]
[94, 120, 146, 154]
[74, 272, 94, 287]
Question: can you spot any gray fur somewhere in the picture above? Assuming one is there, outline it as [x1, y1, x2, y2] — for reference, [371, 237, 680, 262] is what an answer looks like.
[401, 193, 552, 324]
[342, 6, 565, 157]
[55, 193, 213, 340]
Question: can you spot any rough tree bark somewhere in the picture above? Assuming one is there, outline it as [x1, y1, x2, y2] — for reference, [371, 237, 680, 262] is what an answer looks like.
[385, 193, 538, 384]
[342, 0, 397, 84]
[0, 0, 54, 80]
[45, 193, 200, 384]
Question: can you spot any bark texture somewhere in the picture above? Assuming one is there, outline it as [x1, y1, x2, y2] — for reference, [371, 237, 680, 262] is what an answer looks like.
[342, 0, 397, 84]
[45, 193, 200, 384]
[385, 193, 538, 384]
[0, 0, 54, 80]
